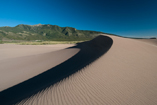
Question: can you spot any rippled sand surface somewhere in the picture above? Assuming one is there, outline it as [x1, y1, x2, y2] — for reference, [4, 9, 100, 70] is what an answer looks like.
[0, 35, 157, 105]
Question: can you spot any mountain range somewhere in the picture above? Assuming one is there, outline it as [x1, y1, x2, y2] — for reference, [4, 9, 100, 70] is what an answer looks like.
[0, 24, 103, 41]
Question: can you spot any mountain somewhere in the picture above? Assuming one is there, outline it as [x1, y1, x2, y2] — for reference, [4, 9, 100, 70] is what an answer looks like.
[0, 24, 103, 41]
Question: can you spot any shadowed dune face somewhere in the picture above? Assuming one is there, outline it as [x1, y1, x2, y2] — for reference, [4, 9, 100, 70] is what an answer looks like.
[1, 34, 157, 105]
[13, 34, 157, 105]
[0, 35, 113, 105]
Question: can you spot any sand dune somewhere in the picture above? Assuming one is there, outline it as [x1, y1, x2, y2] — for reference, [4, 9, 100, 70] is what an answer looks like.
[0, 44, 78, 91]
[0, 44, 75, 61]
[0, 35, 157, 105]
[137, 38, 157, 46]
[0, 48, 79, 92]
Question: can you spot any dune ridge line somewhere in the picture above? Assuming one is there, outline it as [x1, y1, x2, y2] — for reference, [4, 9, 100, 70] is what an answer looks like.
[0, 35, 113, 105]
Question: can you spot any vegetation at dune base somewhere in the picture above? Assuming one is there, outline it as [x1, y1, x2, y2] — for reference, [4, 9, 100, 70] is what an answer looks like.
[0, 24, 103, 44]
[0, 40, 3, 44]
[2, 40, 84, 45]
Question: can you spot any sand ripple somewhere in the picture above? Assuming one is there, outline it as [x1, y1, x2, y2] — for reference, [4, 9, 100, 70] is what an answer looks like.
[1, 35, 157, 105]
[17, 35, 157, 105]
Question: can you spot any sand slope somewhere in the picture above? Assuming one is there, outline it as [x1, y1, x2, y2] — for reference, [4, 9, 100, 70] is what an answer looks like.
[0, 44, 75, 61]
[0, 35, 113, 105]
[137, 38, 157, 46]
[1, 35, 157, 105]
[0, 44, 79, 91]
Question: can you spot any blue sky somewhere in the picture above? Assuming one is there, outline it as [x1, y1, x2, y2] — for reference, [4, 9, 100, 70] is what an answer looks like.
[0, 0, 157, 38]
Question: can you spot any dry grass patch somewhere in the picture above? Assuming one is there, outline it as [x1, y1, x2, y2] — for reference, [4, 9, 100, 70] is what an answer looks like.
[18, 41, 84, 45]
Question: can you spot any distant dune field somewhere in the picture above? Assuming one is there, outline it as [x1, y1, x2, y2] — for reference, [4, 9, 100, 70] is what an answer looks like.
[0, 35, 157, 105]
[136, 38, 157, 46]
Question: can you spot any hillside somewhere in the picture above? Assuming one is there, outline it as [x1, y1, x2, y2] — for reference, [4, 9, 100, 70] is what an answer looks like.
[0, 24, 103, 41]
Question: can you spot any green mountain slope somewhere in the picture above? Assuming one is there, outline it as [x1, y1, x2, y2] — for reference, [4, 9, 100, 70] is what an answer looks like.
[0, 24, 103, 41]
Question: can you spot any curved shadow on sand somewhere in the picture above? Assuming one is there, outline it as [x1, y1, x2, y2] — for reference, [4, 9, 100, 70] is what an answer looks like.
[0, 35, 113, 105]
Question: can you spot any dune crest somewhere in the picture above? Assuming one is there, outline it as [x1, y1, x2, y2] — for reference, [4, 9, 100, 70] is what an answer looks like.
[1, 35, 157, 105]
[0, 35, 113, 105]
[14, 34, 157, 105]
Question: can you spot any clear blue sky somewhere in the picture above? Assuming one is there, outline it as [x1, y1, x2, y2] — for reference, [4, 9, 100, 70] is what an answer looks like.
[0, 0, 157, 38]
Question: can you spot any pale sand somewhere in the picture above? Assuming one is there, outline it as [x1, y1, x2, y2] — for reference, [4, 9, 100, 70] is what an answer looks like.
[136, 39, 157, 46]
[0, 44, 79, 91]
[0, 35, 157, 105]
[0, 44, 75, 61]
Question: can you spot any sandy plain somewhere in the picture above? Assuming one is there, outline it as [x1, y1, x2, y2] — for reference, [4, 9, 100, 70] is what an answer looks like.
[0, 35, 157, 105]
